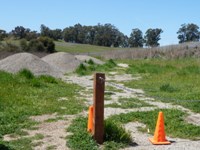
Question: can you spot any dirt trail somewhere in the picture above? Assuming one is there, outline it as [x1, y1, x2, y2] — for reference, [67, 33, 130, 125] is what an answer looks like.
[3, 114, 75, 150]
[65, 73, 200, 126]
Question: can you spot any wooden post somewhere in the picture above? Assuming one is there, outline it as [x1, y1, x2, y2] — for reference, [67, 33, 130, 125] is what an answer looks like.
[93, 73, 105, 144]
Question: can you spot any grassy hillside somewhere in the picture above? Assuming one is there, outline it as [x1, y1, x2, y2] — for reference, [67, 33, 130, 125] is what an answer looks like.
[54, 41, 133, 54]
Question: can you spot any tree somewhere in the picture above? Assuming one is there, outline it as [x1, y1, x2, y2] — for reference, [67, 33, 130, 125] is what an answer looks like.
[11, 26, 30, 39]
[63, 26, 77, 43]
[129, 28, 143, 47]
[0, 29, 7, 40]
[41, 24, 62, 40]
[144, 28, 163, 47]
[40, 24, 51, 37]
[51, 29, 62, 40]
[25, 31, 39, 41]
[177, 23, 200, 43]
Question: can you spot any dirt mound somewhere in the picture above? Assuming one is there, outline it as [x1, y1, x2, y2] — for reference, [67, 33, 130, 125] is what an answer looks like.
[0, 53, 62, 78]
[42, 52, 81, 73]
[75, 55, 104, 65]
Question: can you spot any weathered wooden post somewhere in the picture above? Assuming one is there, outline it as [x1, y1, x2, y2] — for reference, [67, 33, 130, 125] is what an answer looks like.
[93, 73, 105, 144]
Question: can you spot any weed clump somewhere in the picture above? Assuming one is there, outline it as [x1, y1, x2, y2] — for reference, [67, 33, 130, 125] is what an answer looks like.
[75, 59, 117, 76]
[18, 69, 34, 79]
[104, 119, 132, 146]
[160, 83, 177, 93]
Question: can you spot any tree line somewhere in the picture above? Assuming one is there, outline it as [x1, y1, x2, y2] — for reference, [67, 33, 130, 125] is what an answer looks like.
[0, 23, 200, 48]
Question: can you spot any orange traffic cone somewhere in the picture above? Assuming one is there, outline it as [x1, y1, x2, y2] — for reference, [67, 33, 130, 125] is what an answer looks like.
[87, 106, 94, 133]
[149, 111, 171, 145]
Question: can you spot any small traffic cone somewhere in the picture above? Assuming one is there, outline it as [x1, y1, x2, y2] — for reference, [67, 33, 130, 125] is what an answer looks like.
[149, 111, 171, 145]
[87, 105, 94, 133]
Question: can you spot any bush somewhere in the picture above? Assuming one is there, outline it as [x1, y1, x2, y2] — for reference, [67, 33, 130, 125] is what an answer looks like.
[19, 39, 28, 51]
[160, 83, 177, 93]
[4, 42, 20, 52]
[28, 39, 45, 52]
[38, 37, 55, 53]
[88, 59, 95, 65]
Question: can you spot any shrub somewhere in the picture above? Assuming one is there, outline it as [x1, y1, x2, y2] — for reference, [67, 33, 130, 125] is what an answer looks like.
[4, 42, 20, 52]
[19, 39, 28, 51]
[88, 59, 95, 65]
[160, 83, 177, 93]
[28, 39, 45, 52]
[38, 37, 55, 53]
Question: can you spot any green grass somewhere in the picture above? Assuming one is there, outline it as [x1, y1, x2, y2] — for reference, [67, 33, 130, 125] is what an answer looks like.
[67, 117, 98, 150]
[105, 97, 153, 109]
[122, 59, 200, 113]
[0, 133, 45, 150]
[75, 59, 117, 76]
[55, 41, 132, 54]
[109, 109, 200, 140]
[67, 117, 132, 150]
[0, 70, 85, 136]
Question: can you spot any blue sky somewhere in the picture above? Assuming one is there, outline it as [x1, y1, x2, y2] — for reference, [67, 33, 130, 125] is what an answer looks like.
[1, 0, 200, 45]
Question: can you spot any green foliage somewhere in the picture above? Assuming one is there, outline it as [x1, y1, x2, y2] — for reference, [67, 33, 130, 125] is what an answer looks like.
[88, 59, 95, 65]
[38, 36, 55, 53]
[75, 59, 117, 76]
[0, 42, 20, 52]
[0, 30, 7, 41]
[40, 24, 62, 41]
[18, 69, 35, 79]
[67, 117, 132, 150]
[67, 117, 98, 150]
[63, 23, 127, 47]
[160, 84, 178, 93]
[28, 39, 45, 52]
[104, 119, 132, 146]
[27, 37, 55, 53]
[0, 140, 13, 150]
[19, 39, 28, 51]
[129, 28, 143, 47]
[75, 63, 87, 75]
[177, 23, 200, 43]
[38, 75, 58, 84]
[144, 28, 163, 47]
